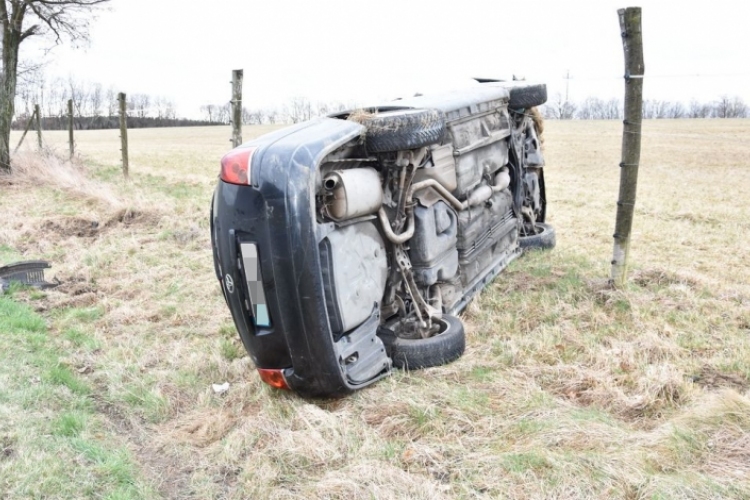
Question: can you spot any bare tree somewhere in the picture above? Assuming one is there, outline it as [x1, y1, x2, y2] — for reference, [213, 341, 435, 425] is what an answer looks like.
[1, 0, 111, 171]
[286, 96, 312, 123]
[316, 101, 329, 117]
[153, 96, 165, 122]
[577, 97, 606, 120]
[714, 95, 732, 118]
[164, 99, 176, 120]
[242, 107, 266, 125]
[128, 93, 150, 119]
[714, 95, 747, 118]
[105, 86, 116, 118]
[241, 106, 252, 125]
[200, 104, 216, 123]
[544, 92, 576, 120]
[603, 98, 622, 120]
[16, 80, 33, 117]
[266, 108, 279, 124]
[688, 99, 711, 119]
[68, 76, 88, 126]
[730, 96, 748, 118]
[46, 76, 67, 121]
[89, 82, 102, 118]
[664, 101, 685, 119]
[642, 100, 667, 119]
[216, 102, 230, 124]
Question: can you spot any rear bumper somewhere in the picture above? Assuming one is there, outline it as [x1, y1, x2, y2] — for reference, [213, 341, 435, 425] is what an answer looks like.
[210, 118, 380, 397]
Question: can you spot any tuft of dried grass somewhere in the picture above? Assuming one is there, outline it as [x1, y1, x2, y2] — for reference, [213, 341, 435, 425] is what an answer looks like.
[528, 106, 545, 147]
[313, 462, 448, 499]
[163, 410, 237, 448]
[650, 390, 750, 481]
[6, 151, 122, 207]
[346, 109, 377, 124]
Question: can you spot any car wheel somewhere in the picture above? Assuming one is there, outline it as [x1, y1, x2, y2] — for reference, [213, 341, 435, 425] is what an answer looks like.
[378, 315, 465, 370]
[508, 83, 548, 109]
[519, 222, 556, 250]
[362, 109, 446, 153]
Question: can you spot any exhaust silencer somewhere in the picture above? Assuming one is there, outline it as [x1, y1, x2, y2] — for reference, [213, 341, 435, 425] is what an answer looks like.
[323, 168, 383, 221]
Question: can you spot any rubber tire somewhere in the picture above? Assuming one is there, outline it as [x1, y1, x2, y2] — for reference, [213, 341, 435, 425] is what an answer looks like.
[363, 109, 446, 153]
[519, 222, 556, 250]
[378, 315, 465, 370]
[509, 84, 548, 109]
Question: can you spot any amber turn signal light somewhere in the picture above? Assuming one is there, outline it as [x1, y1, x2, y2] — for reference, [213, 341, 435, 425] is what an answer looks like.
[257, 368, 290, 390]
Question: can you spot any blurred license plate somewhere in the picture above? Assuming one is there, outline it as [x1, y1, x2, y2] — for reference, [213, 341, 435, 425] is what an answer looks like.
[239, 242, 271, 327]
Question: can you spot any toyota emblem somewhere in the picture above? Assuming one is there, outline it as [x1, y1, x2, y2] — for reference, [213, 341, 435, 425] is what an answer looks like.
[224, 274, 235, 294]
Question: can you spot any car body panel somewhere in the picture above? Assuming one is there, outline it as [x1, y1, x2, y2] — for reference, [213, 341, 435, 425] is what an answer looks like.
[212, 84, 549, 397]
[212, 118, 378, 397]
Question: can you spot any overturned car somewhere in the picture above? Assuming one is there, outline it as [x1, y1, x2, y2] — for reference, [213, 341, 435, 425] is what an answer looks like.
[210, 81, 554, 397]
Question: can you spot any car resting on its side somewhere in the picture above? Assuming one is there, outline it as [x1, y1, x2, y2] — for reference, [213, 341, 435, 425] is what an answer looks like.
[210, 81, 554, 397]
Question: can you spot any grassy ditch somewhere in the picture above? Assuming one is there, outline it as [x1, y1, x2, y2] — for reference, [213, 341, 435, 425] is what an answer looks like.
[1, 121, 749, 499]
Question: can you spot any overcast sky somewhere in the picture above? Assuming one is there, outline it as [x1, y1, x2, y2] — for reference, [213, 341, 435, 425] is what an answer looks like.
[25, 0, 750, 118]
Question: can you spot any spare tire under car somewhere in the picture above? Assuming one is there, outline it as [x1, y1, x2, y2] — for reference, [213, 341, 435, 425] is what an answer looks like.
[360, 108, 446, 153]
[508, 83, 547, 109]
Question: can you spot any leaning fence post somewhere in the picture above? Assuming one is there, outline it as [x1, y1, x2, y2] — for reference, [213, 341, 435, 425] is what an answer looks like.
[610, 7, 645, 287]
[34, 104, 43, 150]
[231, 69, 243, 148]
[67, 99, 75, 159]
[13, 107, 36, 154]
[118, 92, 129, 178]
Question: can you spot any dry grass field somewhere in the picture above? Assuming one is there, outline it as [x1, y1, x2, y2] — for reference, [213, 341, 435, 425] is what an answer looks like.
[1, 119, 749, 499]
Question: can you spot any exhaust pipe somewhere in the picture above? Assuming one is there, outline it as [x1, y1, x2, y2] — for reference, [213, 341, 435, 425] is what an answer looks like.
[323, 168, 383, 221]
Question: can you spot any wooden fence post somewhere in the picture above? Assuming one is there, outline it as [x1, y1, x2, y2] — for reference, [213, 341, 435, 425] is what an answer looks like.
[67, 99, 74, 159]
[13, 107, 36, 154]
[231, 69, 243, 148]
[34, 104, 42, 150]
[610, 7, 645, 287]
[118, 92, 129, 178]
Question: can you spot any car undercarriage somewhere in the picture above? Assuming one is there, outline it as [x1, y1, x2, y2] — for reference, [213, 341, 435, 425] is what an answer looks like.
[211, 82, 554, 396]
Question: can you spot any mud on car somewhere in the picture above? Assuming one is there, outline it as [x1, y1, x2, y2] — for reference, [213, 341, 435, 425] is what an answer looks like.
[210, 81, 554, 397]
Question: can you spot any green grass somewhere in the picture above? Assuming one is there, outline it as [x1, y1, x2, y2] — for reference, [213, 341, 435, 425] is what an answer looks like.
[0, 295, 155, 499]
[121, 382, 169, 423]
[63, 327, 101, 350]
[55, 305, 105, 324]
[52, 411, 87, 437]
[501, 452, 552, 473]
[3, 121, 750, 498]
[0, 244, 22, 263]
[220, 338, 243, 361]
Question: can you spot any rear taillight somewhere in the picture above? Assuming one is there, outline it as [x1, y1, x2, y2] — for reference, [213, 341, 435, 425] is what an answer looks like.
[257, 368, 290, 390]
[220, 147, 257, 185]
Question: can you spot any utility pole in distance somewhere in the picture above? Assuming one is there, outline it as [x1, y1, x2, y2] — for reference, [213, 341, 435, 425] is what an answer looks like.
[610, 7, 645, 287]
[231, 69, 244, 148]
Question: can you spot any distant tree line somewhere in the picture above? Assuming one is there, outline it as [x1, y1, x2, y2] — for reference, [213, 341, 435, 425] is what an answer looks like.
[201, 93, 750, 125]
[12, 74, 749, 131]
[198, 97, 353, 126]
[542, 93, 748, 119]
[11, 76, 219, 130]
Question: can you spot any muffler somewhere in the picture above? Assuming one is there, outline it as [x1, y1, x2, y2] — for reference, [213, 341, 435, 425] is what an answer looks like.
[323, 168, 383, 221]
